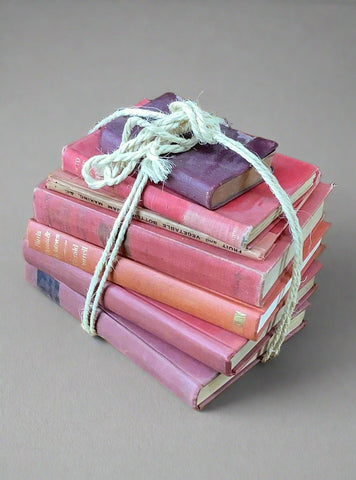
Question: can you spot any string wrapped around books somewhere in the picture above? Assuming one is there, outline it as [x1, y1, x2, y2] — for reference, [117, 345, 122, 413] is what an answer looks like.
[81, 99, 303, 361]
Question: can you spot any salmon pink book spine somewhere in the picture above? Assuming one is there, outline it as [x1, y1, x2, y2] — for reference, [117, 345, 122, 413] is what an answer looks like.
[26, 218, 324, 340]
[26, 220, 270, 340]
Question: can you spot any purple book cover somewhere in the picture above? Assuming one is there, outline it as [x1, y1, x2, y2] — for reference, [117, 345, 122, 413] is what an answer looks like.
[24, 262, 306, 409]
[100, 92, 278, 209]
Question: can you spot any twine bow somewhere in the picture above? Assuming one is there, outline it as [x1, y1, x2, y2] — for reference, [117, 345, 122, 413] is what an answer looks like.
[81, 98, 303, 361]
[83, 100, 227, 187]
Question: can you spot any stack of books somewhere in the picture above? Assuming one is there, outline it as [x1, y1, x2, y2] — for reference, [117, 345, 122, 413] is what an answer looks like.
[23, 93, 332, 409]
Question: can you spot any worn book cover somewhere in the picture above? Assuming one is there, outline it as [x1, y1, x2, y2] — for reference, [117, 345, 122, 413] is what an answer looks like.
[99, 92, 278, 209]
[23, 241, 318, 375]
[25, 263, 307, 409]
[62, 129, 319, 251]
[25, 218, 324, 341]
[33, 180, 331, 305]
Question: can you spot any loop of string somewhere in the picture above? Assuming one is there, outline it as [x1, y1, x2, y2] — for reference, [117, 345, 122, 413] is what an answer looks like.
[81, 99, 303, 360]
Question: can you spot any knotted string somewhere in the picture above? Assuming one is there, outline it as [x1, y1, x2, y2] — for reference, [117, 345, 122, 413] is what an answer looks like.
[81, 99, 303, 361]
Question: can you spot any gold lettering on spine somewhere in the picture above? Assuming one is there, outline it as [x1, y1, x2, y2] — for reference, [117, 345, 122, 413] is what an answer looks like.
[53, 234, 60, 257]
[44, 230, 51, 254]
[34, 230, 42, 247]
[233, 311, 246, 327]
[72, 243, 79, 265]
[81, 246, 88, 267]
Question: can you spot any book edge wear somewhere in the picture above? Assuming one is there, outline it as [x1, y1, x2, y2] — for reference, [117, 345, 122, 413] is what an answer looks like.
[24, 263, 307, 409]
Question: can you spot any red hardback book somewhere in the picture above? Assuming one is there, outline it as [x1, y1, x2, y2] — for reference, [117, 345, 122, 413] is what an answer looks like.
[23, 241, 318, 375]
[62, 128, 320, 251]
[33, 181, 331, 306]
[25, 219, 325, 340]
[25, 262, 307, 409]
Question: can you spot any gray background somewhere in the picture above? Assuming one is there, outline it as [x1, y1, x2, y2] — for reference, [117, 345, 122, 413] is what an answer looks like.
[1, 1, 356, 479]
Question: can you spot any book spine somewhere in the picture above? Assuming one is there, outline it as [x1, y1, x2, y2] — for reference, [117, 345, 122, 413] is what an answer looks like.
[33, 186, 264, 305]
[62, 139, 252, 249]
[46, 176, 256, 257]
[23, 241, 235, 375]
[24, 263, 203, 408]
[26, 220, 263, 340]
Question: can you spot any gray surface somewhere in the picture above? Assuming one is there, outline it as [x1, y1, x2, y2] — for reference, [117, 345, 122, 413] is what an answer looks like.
[1, 1, 356, 479]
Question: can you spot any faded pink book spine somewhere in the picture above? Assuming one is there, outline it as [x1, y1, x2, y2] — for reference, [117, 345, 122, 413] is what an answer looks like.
[33, 184, 264, 304]
[23, 241, 237, 375]
[61, 132, 252, 249]
[24, 263, 205, 408]
[24, 261, 308, 409]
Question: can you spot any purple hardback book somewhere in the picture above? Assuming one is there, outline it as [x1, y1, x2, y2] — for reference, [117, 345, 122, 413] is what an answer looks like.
[25, 262, 306, 409]
[100, 92, 278, 209]
[23, 241, 313, 376]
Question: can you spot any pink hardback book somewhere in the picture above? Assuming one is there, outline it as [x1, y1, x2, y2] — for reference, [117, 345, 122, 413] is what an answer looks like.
[25, 218, 324, 340]
[33, 181, 331, 306]
[24, 262, 307, 409]
[62, 128, 320, 251]
[23, 241, 318, 375]
[48, 166, 318, 261]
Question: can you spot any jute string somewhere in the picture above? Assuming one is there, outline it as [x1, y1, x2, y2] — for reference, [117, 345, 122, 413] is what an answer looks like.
[81, 99, 303, 361]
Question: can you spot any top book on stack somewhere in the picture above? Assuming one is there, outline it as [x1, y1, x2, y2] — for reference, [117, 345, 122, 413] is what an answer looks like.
[99, 92, 278, 209]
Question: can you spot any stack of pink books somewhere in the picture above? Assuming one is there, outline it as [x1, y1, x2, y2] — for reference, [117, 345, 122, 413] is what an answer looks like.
[23, 93, 332, 409]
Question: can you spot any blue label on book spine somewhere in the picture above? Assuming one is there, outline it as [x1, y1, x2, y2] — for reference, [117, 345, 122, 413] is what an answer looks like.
[37, 270, 60, 304]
